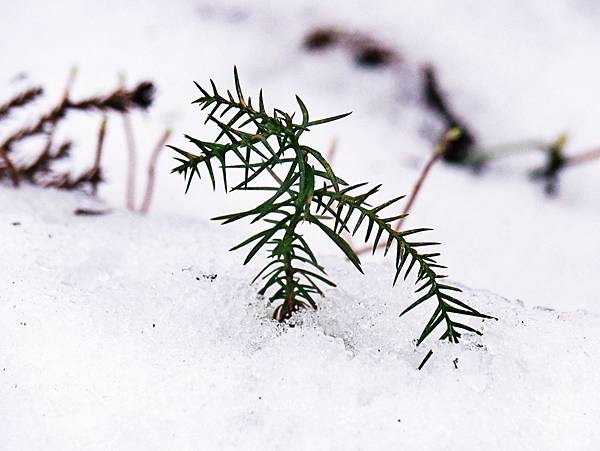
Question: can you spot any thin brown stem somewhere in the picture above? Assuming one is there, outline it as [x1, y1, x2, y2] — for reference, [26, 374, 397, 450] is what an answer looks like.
[0, 86, 43, 121]
[122, 113, 137, 211]
[1, 69, 78, 187]
[393, 138, 449, 231]
[354, 128, 459, 256]
[566, 147, 600, 167]
[62, 67, 78, 101]
[90, 116, 108, 196]
[139, 128, 172, 214]
[266, 166, 283, 185]
[0, 147, 20, 186]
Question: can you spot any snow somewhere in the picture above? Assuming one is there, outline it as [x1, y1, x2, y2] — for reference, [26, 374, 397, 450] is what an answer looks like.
[2, 187, 599, 450]
[2, 0, 600, 449]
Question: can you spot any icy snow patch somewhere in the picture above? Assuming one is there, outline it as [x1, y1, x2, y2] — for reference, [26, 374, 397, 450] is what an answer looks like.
[1, 186, 599, 450]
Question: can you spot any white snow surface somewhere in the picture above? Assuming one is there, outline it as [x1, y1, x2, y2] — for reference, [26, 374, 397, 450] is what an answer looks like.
[1, 187, 599, 450]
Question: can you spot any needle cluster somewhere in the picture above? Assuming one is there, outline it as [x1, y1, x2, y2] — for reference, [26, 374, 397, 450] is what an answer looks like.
[171, 68, 492, 364]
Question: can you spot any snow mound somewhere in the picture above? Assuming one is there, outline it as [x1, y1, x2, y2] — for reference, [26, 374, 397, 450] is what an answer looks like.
[1, 186, 599, 450]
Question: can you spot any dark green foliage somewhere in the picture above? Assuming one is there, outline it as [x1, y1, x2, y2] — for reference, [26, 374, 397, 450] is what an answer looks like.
[171, 68, 492, 363]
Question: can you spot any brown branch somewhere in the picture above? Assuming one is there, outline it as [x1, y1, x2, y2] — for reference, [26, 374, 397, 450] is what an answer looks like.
[41, 117, 106, 192]
[122, 112, 137, 211]
[139, 128, 172, 214]
[3, 70, 78, 187]
[566, 146, 600, 167]
[90, 116, 108, 196]
[0, 78, 153, 175]
[393, 131, 456, 231]
[0, 86, 43, 121]
[354, 128, 460, 256]
[0, 147, 20, 186]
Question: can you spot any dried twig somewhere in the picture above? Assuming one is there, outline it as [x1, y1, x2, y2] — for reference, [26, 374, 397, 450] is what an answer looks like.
[46, 117, 107, 191]
[0, 147, 20, 186]
[139, 127, 172, 214]
[0, 69, 154, 191]
[354, 128, 460, 256]
[0, 86, 43, 121]
[90, 116, 108, 195]
[1, 82, 153, 161]
[566, 146, 600, 167]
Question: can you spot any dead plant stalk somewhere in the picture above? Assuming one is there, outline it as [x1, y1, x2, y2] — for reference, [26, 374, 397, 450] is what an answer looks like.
[139, 128, 172, 214]
[354, 129, 458, 256]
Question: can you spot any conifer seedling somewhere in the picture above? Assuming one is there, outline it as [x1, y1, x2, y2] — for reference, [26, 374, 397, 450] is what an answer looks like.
[170, 68, 493, 365]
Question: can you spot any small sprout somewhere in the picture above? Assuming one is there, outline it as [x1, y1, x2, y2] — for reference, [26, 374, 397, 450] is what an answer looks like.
[172, 68, 492, 367]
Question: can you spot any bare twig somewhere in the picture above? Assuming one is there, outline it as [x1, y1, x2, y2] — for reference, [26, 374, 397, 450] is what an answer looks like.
[90, 116, 108, 196]
[62, 67, 78, 101]
[394, 129, 458, 231]
[0, 147, 20, 186]
[566, 146, 600, 167]
[466, 139, 548, 166]
[40, 117, 106, 192]
[139, 127, 172, 214]
[122, 112, 137, 210]
[119, 74, 137, 211]
[0, 86, 43, 121]
[354, 128, 460, 256]
[0, 76, 153, 175]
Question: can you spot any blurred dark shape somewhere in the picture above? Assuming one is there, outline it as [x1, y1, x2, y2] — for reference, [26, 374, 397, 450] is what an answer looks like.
[530, 135, 567, 196]
[73, 208, 110, 216]
[304, 27, 397, 69]
[131, 81, 155, 110]
[0, 74, 155, 190]
[303, 28, 339, 50]
[354, 46, 395, 68]
[82, 81, 155, 113]
[422, 65, 476, 164]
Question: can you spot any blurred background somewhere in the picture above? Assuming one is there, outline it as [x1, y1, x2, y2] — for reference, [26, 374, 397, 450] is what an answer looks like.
[2, 0, 599, 311]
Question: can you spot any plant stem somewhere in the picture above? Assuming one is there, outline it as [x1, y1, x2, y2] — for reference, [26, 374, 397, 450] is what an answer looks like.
[393, 136, 447, 231]
[0, 86, 43, 121]
[467, 139, 548, 165]
[91, 116, 108, 196]
[566, 146, 600, 166]
[122, 112, 137, 210]
[140, 128, 172, 214]
[354, 129, 458, 256]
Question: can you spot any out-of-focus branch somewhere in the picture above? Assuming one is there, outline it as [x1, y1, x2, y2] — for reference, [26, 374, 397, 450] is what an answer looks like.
[139, 128, 172, 214]
[354, 128, 460, 256]
[566, 146, 600, 167]
[0, 86, 43, 121]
